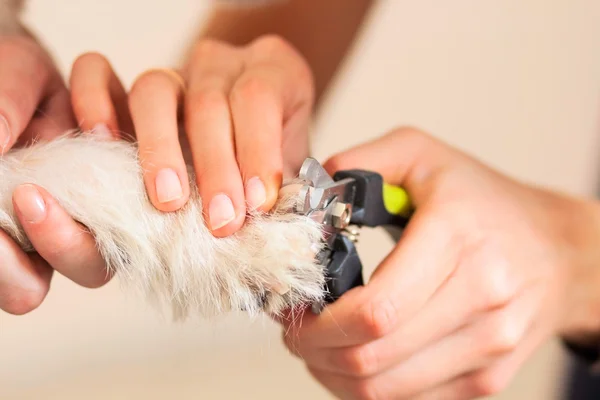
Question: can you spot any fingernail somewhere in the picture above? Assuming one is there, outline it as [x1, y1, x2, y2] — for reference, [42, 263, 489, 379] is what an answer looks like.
[0, 114, 11, 152]
[245, 177, 266, 210]
[209, 193, 235, 230]
[14, 184, 46, 223]
[91, 123, 113, 140]
[155, 168, 183, 203]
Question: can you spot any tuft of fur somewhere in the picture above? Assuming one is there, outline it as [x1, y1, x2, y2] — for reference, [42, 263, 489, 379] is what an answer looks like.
[0, 132, 326, 319]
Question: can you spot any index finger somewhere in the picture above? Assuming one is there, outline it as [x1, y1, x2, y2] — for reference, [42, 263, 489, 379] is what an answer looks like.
[283, 210, 458, 348]
[0, 36, 58, 152]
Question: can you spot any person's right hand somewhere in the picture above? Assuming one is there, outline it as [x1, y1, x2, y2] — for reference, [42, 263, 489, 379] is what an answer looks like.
[279, 128, 600, 399]
[69, 35, 315, 238]
[0, 34, 112, 315]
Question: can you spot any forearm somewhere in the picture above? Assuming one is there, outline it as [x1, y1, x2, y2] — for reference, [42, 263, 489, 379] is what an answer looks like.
[188, 0, 374, 107]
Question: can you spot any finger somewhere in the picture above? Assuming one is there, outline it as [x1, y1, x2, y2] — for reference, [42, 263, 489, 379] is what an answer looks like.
[291, 244, 527, 375]
[229, 36, 314, 212]
[70, 52, 133, 138]
[282, 131, 465, 348]
[0, 37, 60, 151]
[368, 291, 537, 397]
[282, 210, 458, 348]
[185, 41, 245, 236]
[0, 230, 53, 315]
[323, 127, 459, 207]
[12, 184, 111, 288]
[413, 317, 546, 400]
[303, 300, 533, 400]
[17, 86, 76, 145]
[284, 261, 486, 375]
[409, 378, 481, 400]
[129, 69, 190, 212]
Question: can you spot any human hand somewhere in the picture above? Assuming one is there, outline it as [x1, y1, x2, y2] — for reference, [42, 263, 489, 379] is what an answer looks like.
[69, 35, 314, 237]
[0, 34, 111, 315]
[279, 127, 600, 399]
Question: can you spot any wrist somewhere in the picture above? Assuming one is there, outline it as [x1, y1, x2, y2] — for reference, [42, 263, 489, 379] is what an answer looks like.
[554, 195, 600, 346]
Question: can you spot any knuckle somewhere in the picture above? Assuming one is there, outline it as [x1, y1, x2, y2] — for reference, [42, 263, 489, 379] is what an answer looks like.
[230, 75, 274, 103]
[467, 241, 516, 311]
[358, 299, 397, 340]
[186, 89, 228, 115]
[470, 369, 508, 396]
[487, 315, 521, 355]
[390, 126, 432, 147]
[479, 262, 514, 311]
[340, 345, 379, 377]
[192, 39, 227, 58]
[252, 34, 293, 54]
[249, 35, 314, 99]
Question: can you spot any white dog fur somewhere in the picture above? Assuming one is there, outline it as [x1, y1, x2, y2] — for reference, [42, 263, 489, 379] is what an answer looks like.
[0, 132, 326, 319]
[0, 0, 326, 319]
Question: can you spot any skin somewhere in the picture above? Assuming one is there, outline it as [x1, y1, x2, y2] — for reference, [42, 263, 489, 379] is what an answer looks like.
[279, 128, 600, 399]
[71, 37, 314, 236]
[4, 2, 600, 399]
[1, 0, 371, 313]
[0, 31, 111, 314]
[69, 0, 374, 237]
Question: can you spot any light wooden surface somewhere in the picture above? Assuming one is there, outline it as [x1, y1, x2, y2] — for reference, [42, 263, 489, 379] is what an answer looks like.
[2, 1, 600, 398]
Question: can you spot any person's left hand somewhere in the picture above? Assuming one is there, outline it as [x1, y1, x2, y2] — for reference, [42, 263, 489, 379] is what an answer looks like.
[0, 33, 113, 315]
[278, 127, 600, 400]
[68, 36, 314, 238]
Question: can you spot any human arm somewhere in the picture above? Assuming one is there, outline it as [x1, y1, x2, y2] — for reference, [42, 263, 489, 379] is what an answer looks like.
[69, 0, 374, 237]
[279, 127, 600, 399]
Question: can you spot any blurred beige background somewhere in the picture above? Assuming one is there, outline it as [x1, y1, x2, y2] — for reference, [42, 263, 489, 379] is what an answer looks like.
[2, 0, 600, 399]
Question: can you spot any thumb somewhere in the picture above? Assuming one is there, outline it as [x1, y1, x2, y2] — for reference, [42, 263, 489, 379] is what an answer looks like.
[322, 127, 458, 207]
[320, 128, 462, 326]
